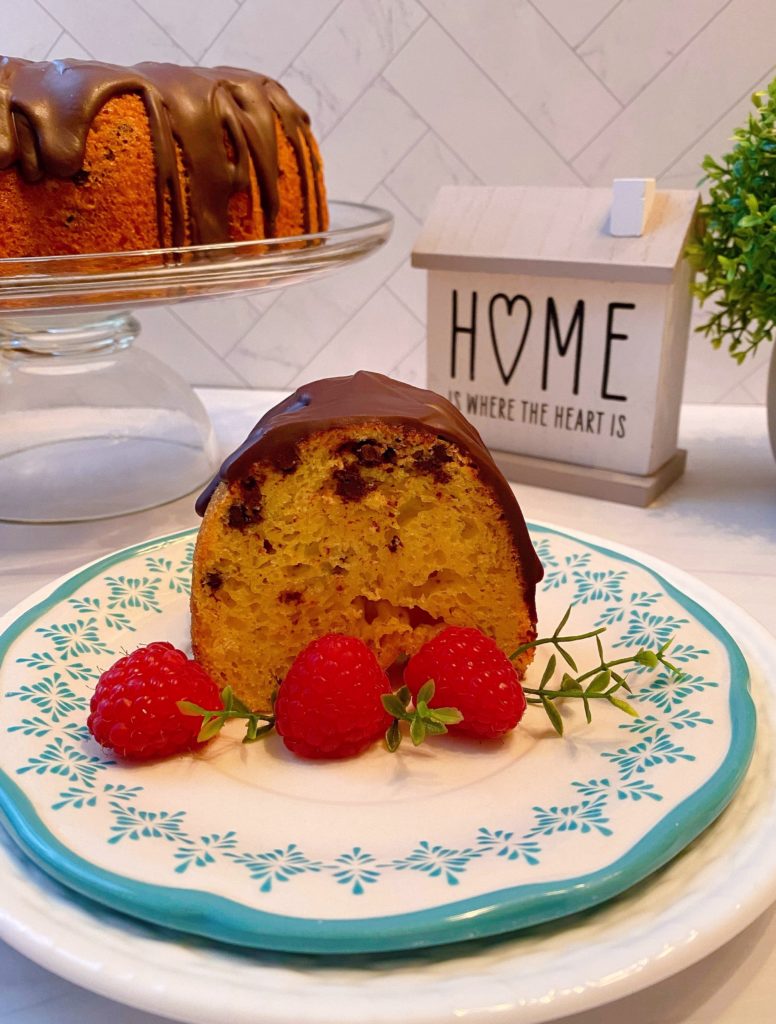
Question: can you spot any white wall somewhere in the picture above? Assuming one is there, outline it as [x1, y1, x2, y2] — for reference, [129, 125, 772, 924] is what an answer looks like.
[7, 0, 774, 403]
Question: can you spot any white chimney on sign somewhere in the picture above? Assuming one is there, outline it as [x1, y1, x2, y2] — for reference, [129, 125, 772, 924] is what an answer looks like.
[610, 178, 657, 237]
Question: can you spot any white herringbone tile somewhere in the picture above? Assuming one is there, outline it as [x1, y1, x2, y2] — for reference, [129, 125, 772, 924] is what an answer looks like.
[578, 0, 731, 105]
[137, 307, 248, 388]
[423, 0, 621, 158]
[384, 18, 582, 185]
[573, 0, 776, 181]
[5, 0, 61, 60]
[740, 350, 772, 404]
[683, 329, 744, 404]
[323, 77, 427, 201]
[282, 0, 427, 138]
[134, 0, 239, 64]
[39, 0, 190, 64]
[385, 254, 427, 323]
[173, 298, 261, 359]
[532, 0, 623, 48]
[384, 129, 482, 221]
[390, 338, 426, 386]
[286, 287, 424, 386]
[200, 0, 341, 80]
[661, 67, 776, 188]
[226, 185, 421, 387]
[46, 31, 92, 60]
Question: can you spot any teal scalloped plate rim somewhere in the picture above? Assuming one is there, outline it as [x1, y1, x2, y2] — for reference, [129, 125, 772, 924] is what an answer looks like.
[0, 524, 756, 955]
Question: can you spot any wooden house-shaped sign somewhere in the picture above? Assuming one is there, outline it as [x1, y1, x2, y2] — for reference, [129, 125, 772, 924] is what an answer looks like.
[411, 184, 699, 505]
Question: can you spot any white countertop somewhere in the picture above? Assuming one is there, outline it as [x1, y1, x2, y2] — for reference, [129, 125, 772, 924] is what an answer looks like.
[1, 389, 775, 1024]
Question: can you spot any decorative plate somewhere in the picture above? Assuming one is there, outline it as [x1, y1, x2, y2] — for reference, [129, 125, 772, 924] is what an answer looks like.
[0, 525, 755, 954]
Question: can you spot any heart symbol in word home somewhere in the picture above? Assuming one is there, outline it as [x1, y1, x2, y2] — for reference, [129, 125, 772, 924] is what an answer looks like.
[488, 293, 532, 386]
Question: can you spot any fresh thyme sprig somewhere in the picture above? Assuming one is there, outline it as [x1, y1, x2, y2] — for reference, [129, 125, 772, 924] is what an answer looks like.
[511, 606, 685, 736]
[178, 686, 275, 744]
[382, 681, 462, 751]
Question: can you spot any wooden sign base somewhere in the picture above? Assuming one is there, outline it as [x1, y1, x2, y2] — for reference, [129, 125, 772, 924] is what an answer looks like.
[492, 447, 687, 507]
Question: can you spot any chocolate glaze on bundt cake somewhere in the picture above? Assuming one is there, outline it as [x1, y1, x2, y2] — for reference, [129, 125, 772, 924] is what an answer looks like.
[192, 372, 544, 714]
[0, 57, 327, 257]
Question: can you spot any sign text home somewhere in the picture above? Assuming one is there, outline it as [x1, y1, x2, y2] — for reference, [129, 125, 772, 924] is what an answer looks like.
[412, 185, 699, 505]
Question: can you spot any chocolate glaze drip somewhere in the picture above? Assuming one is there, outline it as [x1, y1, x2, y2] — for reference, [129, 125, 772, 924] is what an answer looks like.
[196, 371, 544, 616]
[0, 57, 322, 246]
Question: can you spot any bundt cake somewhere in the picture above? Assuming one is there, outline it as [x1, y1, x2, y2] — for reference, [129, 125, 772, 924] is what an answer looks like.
[192, 372, 543, 713]
[0, 57, 327, 258]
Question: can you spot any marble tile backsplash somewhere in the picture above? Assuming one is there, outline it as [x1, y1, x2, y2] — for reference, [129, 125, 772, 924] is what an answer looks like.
[8, 0, 775, 403]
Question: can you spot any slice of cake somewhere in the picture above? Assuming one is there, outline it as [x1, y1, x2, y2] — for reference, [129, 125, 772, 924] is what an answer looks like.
[191, 372, 543, 712]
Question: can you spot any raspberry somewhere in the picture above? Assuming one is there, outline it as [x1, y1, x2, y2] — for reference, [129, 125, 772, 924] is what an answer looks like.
[274, 634, 392, 759]
[404, 627, 526, 740]
[87, 642, 223, 761]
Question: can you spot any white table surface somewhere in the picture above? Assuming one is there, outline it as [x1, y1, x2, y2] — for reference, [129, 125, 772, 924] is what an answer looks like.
[1, 388, 775, 1024]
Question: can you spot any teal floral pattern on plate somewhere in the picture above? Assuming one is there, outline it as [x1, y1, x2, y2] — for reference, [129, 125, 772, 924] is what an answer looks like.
[0, 525, 755, 954]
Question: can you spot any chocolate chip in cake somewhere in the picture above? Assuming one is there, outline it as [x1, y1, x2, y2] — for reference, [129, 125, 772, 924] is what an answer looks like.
[204, 570, 223, 591]
[227, 502, 263, 529]
[336, 439, 397, 468]
[411, 447, 452, 484]
[71, 169, 90, 186]
[432, 443, 453, 464]
[387, 535, 402, 553]
[263, 538, 275, 554]
[279, 590, 303, 604]
[271, 444, 300, 475]
[332, 564, 347, 575]
[355, 443, 382, 466]
[333, 465, 374, 502]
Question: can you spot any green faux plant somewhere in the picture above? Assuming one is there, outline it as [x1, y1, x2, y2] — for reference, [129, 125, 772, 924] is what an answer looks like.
[686, 80, 776, 363]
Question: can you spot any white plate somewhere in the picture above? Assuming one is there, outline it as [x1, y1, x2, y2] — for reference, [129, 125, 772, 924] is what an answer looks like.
[0, 530, 772, 1023]
[0, 525, 754, 953]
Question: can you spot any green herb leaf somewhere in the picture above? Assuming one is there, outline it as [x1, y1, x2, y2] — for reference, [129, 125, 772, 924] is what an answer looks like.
[381, 693, 409, 719]
[582, 694, 592, 725]
[634, 649, 659, 669]
[540, 654, 556, 690]
[197, 716, 226, 743]
[229, 692, 255, 716]
[416, 680, 435, 706]
[554, 604, 572, 637]
[585, 670, 611, 695]
[385, 720, 401, 752]
[560, 673, 579, 692]
[177, 700, 207, 718]
[243, 719, 274, 744]
[541, 696, 564, 736]
[410, 716, 427, 746]
[608, 695, 639, 717]
[429, 706, 464, 725]
[424, 720, 448, 736]
[557, 645, 578, 672]
[395, 685, 412, 707]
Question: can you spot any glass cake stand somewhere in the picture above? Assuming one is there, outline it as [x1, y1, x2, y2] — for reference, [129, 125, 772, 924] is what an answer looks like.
[0, 201, 392, 522]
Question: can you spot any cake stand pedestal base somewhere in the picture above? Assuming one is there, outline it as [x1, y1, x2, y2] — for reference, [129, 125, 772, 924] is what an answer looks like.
[0, 311, 218, 522]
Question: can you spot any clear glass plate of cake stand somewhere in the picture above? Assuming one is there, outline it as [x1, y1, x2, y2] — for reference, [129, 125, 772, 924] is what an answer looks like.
[0, 200, 393, 523]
